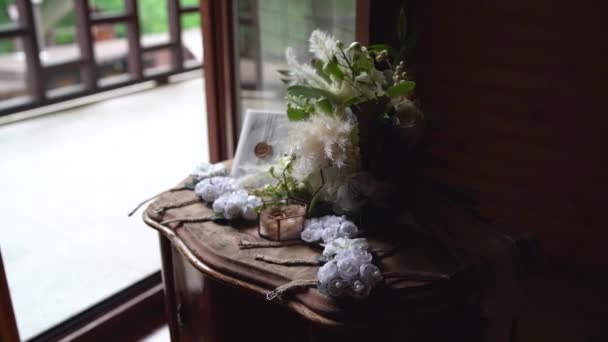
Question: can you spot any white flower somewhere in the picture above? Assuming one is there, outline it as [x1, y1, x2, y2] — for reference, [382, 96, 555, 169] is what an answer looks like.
[322, 237, 368, 257]
[241, 196, 262, 221]
[318, 260, 338, 284]
[348, 280, 371, 298]
[360, 264, 383, 286]
[308, 29, 340, 63]
[192, 162, 228, 181]
[321, 225, 339, 243]
[195, 176, 237, 202]
[316, 236, 379, 299]
[338, 221, 358, 238]
[285, 47, 329, 89]
[289, 114, 356, 181]
[212, 194, 228, 213]
[337, 257, 360, 281]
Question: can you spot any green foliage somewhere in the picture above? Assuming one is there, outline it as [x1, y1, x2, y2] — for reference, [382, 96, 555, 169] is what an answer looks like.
[287, 105, 310, 121]
[287, 85, 340, 104]
[255, 156, 309, 200]
[324, 60, 344, 81]
[387, 81, 415, 97]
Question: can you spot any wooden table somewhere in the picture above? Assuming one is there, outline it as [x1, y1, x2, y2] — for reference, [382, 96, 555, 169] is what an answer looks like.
[144, 176, 539, 342]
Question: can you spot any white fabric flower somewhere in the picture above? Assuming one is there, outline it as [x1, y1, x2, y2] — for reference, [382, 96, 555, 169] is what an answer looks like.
[301, 227, 323, 243]
[195, 176, 236, 202]
[316, 236, 379, 299]
[360, 264, 383, 286]
[338, 221, 358, 238]
[301, 216, 358, 244]
[241, 196, 262, 221]
[192, 162, 228, 181]
[318, 260, 338, 284]
[337, 257, 360, 281]
[348, 280, 371, 299]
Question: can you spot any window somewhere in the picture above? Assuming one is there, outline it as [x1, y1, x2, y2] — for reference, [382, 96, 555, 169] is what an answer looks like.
[0, 0, 207, 339]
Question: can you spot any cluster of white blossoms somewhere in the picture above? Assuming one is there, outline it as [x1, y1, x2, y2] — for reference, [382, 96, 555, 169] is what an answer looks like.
[317, 237, 383, 299]
[300, 215, 359, 243]
[191, 162, 228, 181]
[300, 215, 381, 299]
[195, 176, 262, 221]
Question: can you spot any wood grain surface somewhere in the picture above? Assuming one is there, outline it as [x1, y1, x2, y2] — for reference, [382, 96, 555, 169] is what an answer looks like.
[413, 1, 608, 340]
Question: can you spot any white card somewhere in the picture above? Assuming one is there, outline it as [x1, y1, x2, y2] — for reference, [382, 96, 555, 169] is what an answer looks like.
[231, 110, 289, 179]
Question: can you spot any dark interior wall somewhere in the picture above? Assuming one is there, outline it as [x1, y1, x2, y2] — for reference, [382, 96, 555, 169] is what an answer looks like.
[409, 1, 608, 340]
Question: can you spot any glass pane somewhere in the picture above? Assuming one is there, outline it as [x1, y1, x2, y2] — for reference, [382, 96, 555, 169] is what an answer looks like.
[234, 0, 357, 132]
[0, 37, 29, 111]
[0, 0, 17, 26]
[180, 0, 200, 6]
[139, 0, 170, 47]
[38, 0, 81, 65]
[89, 0, 125, 15]
[1, 77, 208, 339]
[143, 48, 172, 76]
[46, 66, 84, 98]
[181, 12, 202, 67]
[93, 23, 130, 86]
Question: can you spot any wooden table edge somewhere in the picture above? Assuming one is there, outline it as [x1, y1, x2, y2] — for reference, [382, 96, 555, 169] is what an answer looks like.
[143, 212, 343, 327]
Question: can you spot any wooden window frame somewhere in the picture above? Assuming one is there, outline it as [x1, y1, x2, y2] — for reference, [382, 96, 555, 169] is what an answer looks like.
[0, 0, 203, 117]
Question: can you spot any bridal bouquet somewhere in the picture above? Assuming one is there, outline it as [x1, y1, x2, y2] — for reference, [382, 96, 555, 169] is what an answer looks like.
[264, 30, 423, 216]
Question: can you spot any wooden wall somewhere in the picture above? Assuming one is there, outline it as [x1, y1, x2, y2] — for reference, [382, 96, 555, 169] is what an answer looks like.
[412, 0, 608, 340]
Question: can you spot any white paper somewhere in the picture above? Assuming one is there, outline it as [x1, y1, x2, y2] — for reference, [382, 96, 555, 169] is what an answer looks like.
[231, 110, 289, 179]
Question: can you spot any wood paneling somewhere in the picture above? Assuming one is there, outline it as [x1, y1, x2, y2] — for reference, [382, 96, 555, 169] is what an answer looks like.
[414, 1, 608, 340]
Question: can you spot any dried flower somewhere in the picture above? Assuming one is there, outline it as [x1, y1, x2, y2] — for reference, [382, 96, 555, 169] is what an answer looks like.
[289, 114, 357, 181]
[308, 29, 341, 63]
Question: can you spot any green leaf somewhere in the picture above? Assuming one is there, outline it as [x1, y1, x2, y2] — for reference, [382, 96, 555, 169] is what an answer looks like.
[277, 69, 292, 76]
[345, 96, 362, 107]
[184, 180, 197, 190]
[353, 56, 374, 73]
[287, 105, 310, 121]
[211, 213, 229, 224]
[397, 7, 407, 42]
[387, 81, 415, 97]
[350, 126, 360, 145]
[313, 59, 331, 83]
[367, 44, 390, 52]
[307, 191, 322, 216]
[287, 85, 340, 104]
[324, 60, 345, 81]
[316, 98, 333, 114]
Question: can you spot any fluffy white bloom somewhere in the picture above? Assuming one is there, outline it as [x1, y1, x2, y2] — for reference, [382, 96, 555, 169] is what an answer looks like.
[285, 47, 329, 89]
[308, 29, 340, 62]
[289, 114, 356, 181]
